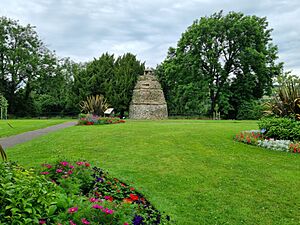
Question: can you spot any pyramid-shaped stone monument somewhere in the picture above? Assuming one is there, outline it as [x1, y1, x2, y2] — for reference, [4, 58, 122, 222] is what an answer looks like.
[129, 68, 168, 119]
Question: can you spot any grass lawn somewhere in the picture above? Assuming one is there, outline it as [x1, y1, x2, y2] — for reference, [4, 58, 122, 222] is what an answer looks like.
[6, 120, 300, 224]
[0, 119, 71, 138]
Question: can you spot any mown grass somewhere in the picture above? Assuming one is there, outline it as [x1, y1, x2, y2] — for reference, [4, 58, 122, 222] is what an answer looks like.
[0, 119, 70, 138]
[7, 120, 300, 224]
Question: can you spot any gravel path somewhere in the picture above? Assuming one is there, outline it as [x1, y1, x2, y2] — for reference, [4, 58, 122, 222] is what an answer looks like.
[0, 121, 77, 149]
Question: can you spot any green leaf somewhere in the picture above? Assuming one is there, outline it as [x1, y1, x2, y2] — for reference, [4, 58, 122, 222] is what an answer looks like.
[48, 205, 57, 216]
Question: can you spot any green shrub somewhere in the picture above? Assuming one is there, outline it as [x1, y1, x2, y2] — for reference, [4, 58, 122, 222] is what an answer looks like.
[80, 95, 109, 117]
[236, 100, 265, 120]
[0, 162, 68, 224]
[265, 74, 300, 119]
[258, 117, 300, 141]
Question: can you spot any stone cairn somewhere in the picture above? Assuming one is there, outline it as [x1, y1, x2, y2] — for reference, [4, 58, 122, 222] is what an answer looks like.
[129, 68, 168, 119]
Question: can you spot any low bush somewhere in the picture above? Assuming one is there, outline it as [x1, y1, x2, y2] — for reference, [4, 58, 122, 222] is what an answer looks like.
[236, 100, 265, 120]
[0, 162, 68, 224]
[78, 114, 125, 126]
[0, 160, 170, 224]
[258, 117, 300, 141]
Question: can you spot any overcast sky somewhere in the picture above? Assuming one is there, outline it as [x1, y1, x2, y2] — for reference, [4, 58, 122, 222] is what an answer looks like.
[1, 0, 299, 73]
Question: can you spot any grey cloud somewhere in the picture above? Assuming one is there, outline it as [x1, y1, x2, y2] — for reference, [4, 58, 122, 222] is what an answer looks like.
[0, 0, 299, 73]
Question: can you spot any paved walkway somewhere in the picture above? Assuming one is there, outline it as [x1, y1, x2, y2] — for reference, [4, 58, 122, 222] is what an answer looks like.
[0, 121, 77, 149]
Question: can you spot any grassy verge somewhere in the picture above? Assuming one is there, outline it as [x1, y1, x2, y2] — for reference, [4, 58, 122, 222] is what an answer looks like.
[0, 119, 71, 138]
[6, 120, 300, 224]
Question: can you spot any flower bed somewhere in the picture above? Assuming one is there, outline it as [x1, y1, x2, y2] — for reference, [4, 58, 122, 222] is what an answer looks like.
[234, 130, 300, 153]
[0, 161, 170, 225]
[78, 114, 125, 126]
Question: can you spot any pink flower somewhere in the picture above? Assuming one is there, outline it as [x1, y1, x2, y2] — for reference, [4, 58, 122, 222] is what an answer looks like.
[67, 170, 73, 175]
[60, 161, 69, 166]
[69, 165, 74, 169]
[56, 169, 63, 173]
[68, 207, 78, 214]
[102, 208, 114, 214]
[40, 172, 49, 175]
[69, 220, 76, 225]
[124, 223, 129, 225]
[42, 164, 52, 169]
[81, 218, 90, 224]
[92, 204, 103, 209]
[76, 161, 84, 166]
[89, 197, 97, 202]
[104, 196, 113, 201]
[39, 220, 46, 224]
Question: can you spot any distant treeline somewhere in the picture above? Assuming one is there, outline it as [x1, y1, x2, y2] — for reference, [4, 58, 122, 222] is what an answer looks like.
[1, 11, 283, 119]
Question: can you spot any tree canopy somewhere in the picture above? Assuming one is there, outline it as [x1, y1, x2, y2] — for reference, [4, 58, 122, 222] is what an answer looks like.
[0, 17, 144, 117]
[157, 11, 282, 118]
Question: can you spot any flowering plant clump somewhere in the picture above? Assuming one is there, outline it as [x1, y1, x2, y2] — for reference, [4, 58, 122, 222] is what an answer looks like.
[38, 160, 170, 225]
[78, 113, 126, 126]
[289, 142, 300, 153]
[257, 139, 291, 152]
[234, 130, 265, 145]
[40, 160, 94, 195]
[92, 167, 170, 224]
[235, 129, 300, 154]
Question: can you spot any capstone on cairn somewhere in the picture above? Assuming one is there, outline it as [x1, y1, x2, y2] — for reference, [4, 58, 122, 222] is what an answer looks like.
[129, 68, 168, 119]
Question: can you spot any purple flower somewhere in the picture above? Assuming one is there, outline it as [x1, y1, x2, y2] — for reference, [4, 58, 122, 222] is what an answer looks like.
[132, 215, 144, 225]
[96, 177, 103, 182]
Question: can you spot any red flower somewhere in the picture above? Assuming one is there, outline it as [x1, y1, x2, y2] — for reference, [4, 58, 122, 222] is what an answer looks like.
[130, 187, 135, 191]
[123, 198, 133, 203]
[39, 220, 46, 224]
[85, 162, 90, 167]
[104, 196, 113, 202]
[67, 170, 73, 175]
[129, 194, 139, 201]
